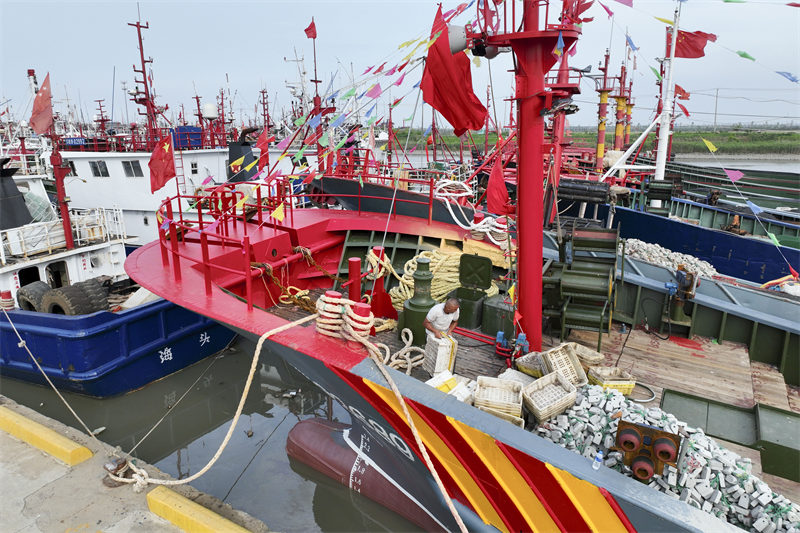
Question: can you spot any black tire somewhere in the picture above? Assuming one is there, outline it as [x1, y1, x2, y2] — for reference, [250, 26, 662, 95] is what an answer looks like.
[41, 286, 97, 315]
[72, 279, 109, 312]
[16, 281, 51, 312]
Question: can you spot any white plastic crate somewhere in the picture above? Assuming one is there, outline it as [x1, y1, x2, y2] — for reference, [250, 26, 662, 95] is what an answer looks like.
[474, 376, 523, 418]
[477, 405, 525, 428]
[448, 381, 474, 404]
[424, 335, 458, 376]
[522, 372, 577, 423]
[425, 370, 457, 392]
[496, 367, 537, 387]
[515, 351, 546, 378]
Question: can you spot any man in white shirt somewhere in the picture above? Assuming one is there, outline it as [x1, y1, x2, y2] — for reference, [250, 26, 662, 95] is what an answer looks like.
[423, 298, 460, 340]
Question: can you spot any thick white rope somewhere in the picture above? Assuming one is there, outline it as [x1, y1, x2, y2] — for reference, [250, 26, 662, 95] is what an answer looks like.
[109, 313, 319, 492]
[433, 178, 513, 247]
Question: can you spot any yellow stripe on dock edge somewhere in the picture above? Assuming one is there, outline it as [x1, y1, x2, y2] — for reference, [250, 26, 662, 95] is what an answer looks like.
[147, 486, 251, 533]
[0, 405, 92, 466]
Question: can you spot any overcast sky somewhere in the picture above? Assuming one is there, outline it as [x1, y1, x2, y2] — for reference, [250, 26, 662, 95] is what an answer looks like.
[2, 0, 798, 131]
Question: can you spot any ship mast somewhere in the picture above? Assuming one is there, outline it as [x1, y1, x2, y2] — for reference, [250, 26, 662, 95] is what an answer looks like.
[595, 50, 612, 172]
[480, 0, 580, 351]
[652, 6, 681, 188]
[128, 19, 160, 151]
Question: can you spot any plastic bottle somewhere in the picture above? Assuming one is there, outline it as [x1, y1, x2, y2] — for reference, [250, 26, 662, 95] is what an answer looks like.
[592, 450, 604, 470]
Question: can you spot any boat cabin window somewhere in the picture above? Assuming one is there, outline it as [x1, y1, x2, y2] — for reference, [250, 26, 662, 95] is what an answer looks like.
[45, 261, 69, 288]
[190, 162, 198, 175]
[17, 266, 41, 287]
[89, 160, 110, 177]
[122, 160, 144, 177]
[66, 161, 77, 176]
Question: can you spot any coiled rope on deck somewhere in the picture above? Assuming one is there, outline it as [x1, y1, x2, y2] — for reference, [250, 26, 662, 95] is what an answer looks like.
[365, 249, 499, 311]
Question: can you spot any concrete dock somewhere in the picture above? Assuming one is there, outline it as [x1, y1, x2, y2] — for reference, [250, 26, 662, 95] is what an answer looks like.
[0, 395, 268, 532]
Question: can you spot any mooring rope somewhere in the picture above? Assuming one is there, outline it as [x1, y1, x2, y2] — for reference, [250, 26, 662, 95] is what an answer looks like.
[1, 308, 104, 448]
[108, 313, 319, 491]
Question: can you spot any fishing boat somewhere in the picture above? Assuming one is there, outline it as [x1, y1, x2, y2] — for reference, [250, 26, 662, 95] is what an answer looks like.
[0, 149, 235, 397]
[125, 1, 798, 530]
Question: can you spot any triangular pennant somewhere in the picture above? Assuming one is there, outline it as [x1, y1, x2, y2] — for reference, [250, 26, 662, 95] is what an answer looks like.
[701, 138, 718, 153]
[723, 168, 744, 182]
[736, 50, 756, 61]
[746, 200, 763, 215]
[294, 113, 309, 126]
[650, 66, 663, 81]
[229, 155, 245, 169]
[767, 232, 781, 246]
[271, 203, 285, 222]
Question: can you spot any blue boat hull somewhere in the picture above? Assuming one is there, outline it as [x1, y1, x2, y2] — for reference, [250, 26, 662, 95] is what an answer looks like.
[609, 206, 800, 284]
[0, 299, 235, 397]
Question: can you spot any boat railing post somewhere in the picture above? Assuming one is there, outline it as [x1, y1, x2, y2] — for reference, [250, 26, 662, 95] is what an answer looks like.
[428, 176, 434, 224]
[200, 230, 212, 295]
[197, 197, 204, 231]
[256, 184, 263, 225]
[168, 219, 181, 283]
[221, 194, 229, 238]
[243, 236, 253, 311]
[158, 212, 169, 266]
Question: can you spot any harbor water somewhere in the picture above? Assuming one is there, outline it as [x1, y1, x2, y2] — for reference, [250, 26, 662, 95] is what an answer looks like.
[0, 335, 420, 532]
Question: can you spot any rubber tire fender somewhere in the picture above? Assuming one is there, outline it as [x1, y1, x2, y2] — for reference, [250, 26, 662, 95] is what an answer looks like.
[618, 427, 642, 452]
[16, 281, 51, 312]
[72, 278, 109, 312]
[632, 455, 655, 481]
[653, 437, 678, 463]
[41, 286, 96, 315]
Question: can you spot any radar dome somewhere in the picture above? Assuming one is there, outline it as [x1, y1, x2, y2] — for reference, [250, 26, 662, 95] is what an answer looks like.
[201, 103, 218, 120]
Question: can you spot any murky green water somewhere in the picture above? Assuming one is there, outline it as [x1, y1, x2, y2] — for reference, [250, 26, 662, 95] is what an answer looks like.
[0, 335, 419, 532]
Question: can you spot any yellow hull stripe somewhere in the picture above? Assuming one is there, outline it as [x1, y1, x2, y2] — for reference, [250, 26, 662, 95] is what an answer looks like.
[448, 416, 560, 533]
[546, 463, 628, 532]
[363, 380, 507, 532]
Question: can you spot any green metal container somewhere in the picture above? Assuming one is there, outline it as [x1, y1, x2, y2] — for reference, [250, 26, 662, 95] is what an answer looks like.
[482, 294, 514, 340]
[451, 254, 492, 330]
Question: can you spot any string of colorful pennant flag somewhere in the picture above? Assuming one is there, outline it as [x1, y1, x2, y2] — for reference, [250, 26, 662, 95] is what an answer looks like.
[699, 137, 799, 278]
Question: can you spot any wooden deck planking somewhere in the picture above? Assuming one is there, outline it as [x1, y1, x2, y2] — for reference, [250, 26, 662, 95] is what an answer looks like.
[751, 362, 793, 412]
[563, 329, 757, 409]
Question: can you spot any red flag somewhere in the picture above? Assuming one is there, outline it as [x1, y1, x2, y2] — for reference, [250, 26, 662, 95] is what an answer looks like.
[149, 136, 176, 193]
[674, 30, 717, 59]
[304, 20, 317, 39]
[29, 72, 53, 135]
[256, 129, 274, 171]
[486, 156, 513, 215]
[676, 102, 690, 117]
[420, 7, 487, 136]
[674, 84, 690, 100]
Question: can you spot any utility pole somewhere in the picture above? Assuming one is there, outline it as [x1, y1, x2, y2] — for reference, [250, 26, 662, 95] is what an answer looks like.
[713, 88, 719, 132]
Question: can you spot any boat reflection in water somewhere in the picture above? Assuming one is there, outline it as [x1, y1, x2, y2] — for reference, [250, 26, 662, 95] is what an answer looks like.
[0, 337, 422, 531]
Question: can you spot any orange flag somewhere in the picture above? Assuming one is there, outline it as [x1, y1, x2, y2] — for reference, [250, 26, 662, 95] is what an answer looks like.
[29, 73, 54, 135]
